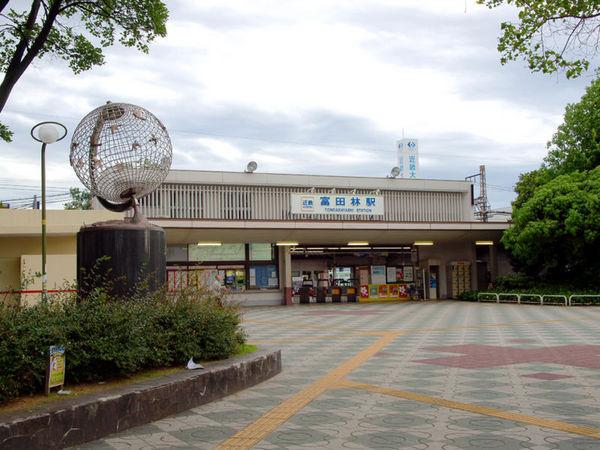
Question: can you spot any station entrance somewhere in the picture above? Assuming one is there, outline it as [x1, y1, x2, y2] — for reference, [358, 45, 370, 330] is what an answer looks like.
[290, 245, 424, 304]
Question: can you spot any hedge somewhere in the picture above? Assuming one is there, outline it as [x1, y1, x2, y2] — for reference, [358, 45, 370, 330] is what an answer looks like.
[0, 286, 245, 404]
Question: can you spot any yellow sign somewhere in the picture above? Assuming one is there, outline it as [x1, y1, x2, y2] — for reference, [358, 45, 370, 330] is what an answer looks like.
[359, 284, 410, 302]
[48, 345, 65, 389]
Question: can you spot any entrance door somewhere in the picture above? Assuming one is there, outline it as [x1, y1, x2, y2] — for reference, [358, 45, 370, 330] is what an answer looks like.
[429, 266, 439, 300]
[477, 261, 489, 290]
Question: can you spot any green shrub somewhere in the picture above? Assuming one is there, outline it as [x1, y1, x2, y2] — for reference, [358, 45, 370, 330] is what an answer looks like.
[0, 285, 245, 404]
[491, 274, 599, 297]
[457, 290, 479, 301]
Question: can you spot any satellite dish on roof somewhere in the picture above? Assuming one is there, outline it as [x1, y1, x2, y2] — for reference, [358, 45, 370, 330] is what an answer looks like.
[245, 161, 258, 173]
[389, 166, 400, 178]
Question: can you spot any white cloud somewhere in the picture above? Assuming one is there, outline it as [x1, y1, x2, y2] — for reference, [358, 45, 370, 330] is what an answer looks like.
[0, 0, 592, 209]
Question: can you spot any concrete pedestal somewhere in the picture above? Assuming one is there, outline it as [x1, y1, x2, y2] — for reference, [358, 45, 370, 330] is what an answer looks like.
[77, 220, 165, 298]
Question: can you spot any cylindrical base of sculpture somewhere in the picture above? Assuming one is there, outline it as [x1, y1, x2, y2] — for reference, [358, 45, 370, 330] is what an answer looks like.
[77, 220, 166, 299]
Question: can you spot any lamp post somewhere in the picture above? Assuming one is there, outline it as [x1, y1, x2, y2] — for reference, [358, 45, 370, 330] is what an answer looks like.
[31, 122, 67, 301]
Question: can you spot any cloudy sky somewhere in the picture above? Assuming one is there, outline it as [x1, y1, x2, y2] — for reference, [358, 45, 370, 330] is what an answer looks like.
[0, 0, 595, 209]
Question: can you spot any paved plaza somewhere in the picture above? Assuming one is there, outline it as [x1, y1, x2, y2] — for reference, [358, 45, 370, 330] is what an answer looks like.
[78, 301, 600, 449]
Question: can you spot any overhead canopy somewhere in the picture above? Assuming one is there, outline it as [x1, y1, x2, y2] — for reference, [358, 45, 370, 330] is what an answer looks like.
[154, 219, 508, 246]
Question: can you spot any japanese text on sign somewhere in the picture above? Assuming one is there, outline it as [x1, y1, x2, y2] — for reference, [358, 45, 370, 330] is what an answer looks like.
[291, 193, 385, 215]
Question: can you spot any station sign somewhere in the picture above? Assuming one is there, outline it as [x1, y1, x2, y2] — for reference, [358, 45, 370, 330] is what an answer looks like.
[291, 193, 384, 215]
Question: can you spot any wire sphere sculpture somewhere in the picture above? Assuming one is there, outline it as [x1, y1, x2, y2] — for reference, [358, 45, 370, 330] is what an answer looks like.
[70, 102, 172, 206]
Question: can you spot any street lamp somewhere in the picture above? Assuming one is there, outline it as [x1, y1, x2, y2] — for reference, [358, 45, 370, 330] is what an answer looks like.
[31, 121, 67, 301]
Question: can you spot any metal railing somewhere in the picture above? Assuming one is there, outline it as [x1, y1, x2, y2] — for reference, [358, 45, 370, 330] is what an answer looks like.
[568, 295, 600, 306]
[476, 292, 573, 306]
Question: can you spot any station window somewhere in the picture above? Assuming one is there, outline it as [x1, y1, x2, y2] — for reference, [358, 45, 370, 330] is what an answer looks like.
[249, 264, 278, 289]
[168, 243, 279, 291]
[188, 243, 245, 262]
[167, 245, 187, 262]
[249, 243, 274, 261]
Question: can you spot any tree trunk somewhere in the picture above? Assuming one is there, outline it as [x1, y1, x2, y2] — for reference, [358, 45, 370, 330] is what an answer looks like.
[0, 0, 62, 114]
[0, 0, 10, 14]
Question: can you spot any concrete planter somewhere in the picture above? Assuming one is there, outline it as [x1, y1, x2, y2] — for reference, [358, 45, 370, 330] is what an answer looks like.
[0, 349, 281, 450]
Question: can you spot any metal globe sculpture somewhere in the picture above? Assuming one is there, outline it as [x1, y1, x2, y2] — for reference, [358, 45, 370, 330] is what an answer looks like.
[70, 102, 172, 213]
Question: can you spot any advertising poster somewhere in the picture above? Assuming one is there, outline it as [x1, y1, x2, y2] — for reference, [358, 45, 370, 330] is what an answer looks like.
[399, 284, 409, 298]
[378, 284, 389, 298]
[390, 284, 400, 298]
[403, 266, 414, 282]
[396, 267, 404, 282]
[360, 285, 369, 298]
[358, 268, 370, 286]
[386, 266, 397, 283]
[369, 285, 378, 298]
[371, 265, 387, 284]
[47, 345, 65, 392]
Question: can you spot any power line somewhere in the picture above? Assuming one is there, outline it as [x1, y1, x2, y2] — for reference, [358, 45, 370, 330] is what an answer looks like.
[0, 182, 71, 189]
[0, 192, 70, 202]
[0, 185, 70, 193]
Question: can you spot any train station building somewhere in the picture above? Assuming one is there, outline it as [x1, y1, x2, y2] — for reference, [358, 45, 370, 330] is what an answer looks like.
[141, 169, 511, 306]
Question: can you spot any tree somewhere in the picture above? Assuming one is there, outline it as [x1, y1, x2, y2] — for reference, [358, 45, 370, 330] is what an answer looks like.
[545, 76, 600, 174]
[506, 76, 600, 283]
[478, 0, 600, 78]
[0, 0, 168, 141]
[502, 168, 600, 283]
[512, 77, 600, 218]
[512, 167, 551, 210]
[64, 187, 91, 210]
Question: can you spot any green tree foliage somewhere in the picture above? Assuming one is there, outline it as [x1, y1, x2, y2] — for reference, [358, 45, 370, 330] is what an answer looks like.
[506, 76, 600, 284]
[512, 167, 551, 209]
[545, 76, 600, 174]
[512, 76, 600, 210]
[478, 0, 600, 78]
[0, 0, 168, 141]
[64, 187, 91, 210]
[502, 168, 600, 283]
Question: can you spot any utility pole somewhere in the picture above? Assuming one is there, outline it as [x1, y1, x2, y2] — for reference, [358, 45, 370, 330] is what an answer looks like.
[465, 165, 490, 222]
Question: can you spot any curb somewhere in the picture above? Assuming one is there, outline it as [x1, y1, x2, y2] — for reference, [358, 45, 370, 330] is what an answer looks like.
[0, 349, 281, 450]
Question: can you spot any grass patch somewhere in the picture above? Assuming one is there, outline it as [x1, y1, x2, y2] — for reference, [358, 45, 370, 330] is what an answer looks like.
[236, 343, 257, 356]
[0, 344, 258, 417]
[0, 366, 185, 417]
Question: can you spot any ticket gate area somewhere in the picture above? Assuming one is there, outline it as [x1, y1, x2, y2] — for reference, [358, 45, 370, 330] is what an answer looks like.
[316, 278, 328, 303]
[297, 277, 358, 304]
[298, 280, 314, 304]
[334, 278, 358, 303]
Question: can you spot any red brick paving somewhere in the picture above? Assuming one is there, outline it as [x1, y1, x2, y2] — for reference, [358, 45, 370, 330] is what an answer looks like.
[521, 372, 573, 380]
[301, 310, 384, 316]
[415, 344, 600, 369]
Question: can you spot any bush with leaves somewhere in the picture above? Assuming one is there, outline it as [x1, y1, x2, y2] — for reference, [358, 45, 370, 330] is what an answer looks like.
[0, 285, 245, 404]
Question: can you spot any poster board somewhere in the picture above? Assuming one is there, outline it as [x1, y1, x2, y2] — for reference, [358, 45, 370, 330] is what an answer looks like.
[360, 284, 411, 302]
[46, 345, 65, 394]
[371, 266, 387, 284]
[386, 266, 397, 283]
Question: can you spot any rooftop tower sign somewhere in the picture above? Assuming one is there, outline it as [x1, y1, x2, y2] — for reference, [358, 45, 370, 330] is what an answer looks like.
[397, 139, 419, 179]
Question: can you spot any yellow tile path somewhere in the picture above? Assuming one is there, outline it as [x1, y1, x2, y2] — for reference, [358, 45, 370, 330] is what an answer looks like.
[341, 379, 600, 440]
[214, 331, 400, 449]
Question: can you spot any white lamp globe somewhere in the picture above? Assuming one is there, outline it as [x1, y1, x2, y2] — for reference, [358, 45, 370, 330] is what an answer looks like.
[37, 123, 59, 144]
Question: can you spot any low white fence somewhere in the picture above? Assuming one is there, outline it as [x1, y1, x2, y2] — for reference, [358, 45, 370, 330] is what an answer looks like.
[473, 292, 599, 306]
